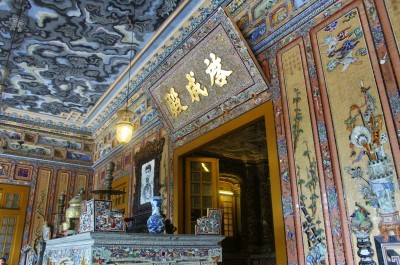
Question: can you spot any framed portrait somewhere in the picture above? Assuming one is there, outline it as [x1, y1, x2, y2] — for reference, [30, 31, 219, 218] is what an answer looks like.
[133, 137, 165, 233]
[0, 162, 12, 179]
[140, 159, 155, 205]
[14, 164, 33, 181]
[375, 236, 400, 264]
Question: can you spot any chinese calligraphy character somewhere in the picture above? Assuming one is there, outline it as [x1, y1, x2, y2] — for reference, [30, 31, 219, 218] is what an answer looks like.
[165, 87, 188, 117]
[186, 71, 208, 102]
[204, 53, 233, 87]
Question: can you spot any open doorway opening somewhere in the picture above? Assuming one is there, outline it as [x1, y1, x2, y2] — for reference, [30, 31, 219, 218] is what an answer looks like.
[173, 102, 287, 264]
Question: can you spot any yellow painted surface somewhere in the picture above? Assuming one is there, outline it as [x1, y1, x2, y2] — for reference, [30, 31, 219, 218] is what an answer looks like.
[31, 168, 51, 244]
[316, 8, 399, 264]
[282, 44, 327, 262]
[0, 183, 29, 264]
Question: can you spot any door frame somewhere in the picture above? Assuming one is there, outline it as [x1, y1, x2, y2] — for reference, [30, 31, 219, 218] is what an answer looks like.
[0, 183, 30, 264]
[173, 100, 287, 264]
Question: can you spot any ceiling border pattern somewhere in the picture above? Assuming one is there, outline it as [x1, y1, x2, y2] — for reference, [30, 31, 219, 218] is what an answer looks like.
[252, 0, 338, 53]
[1, 0, 337, 137]
[0, 153, 92, 170]
[90, 0, 226, 133]
[89, 0, 338, 134]
[0, 115, 92, 136]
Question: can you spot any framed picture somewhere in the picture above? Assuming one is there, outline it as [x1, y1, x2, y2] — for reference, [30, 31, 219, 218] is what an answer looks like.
[0, 162, 12, 179]
[24, 132, 36, 143]
[124, 152, 131, 169]
[114, 156, 123, 174]
[139, 159, 155, 205]
[83, 143, 94, 152]
[375, 236, 400, 264]
[14, 164, 33, 181]
[133, 137, 165, 233]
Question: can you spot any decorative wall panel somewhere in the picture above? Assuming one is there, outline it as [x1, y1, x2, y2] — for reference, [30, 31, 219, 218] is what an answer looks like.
[280, 43, 328, 264]
[312, 4, 400, 264]
[14, 164, 33, 181]
[53, 171, 70, 213]
[383, 0, 400, 53]
[30, 168, 51, 245]
[228, 0, 316, 46]
[0, 161, 12, 179]
[74, 173, 88, 195]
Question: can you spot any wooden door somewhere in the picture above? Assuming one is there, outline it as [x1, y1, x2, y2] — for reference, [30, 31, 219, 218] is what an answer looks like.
[0, 183, 29, 264]
[185, 157, 219, 233]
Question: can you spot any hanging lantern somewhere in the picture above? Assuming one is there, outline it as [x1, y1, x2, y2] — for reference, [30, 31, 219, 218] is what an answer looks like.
[116, 108, 134, 144]
[115, 13, 136, 145]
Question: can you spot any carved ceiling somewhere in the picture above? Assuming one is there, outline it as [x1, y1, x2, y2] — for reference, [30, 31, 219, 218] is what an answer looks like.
[196, 120, 268, 163]
[0, 0, 182, 127]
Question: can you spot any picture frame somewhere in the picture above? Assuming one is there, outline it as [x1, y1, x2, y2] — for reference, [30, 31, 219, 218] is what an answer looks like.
[24, 132, 36, 143]
[14, 164, 33, 181]
[132, 137, 165, 233]
[124, 152, 132, 169]
[375, 236, 400, 264]
[114, 156, 123, 174]
[0, 162, 12, 179]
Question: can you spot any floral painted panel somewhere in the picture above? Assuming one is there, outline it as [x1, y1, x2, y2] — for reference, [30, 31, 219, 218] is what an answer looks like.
[314, 7, 400, 264]
[53, 171, 70, 214]
[31, 168, 51, 245]
[74, 173, 87, 195]
[384, 0, 400, 53]
[282, 44, 328, 264]
[230, 0, 316, 45]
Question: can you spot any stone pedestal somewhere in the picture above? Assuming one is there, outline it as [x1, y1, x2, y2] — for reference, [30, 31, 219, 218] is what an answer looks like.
[43, 232, 224, 264]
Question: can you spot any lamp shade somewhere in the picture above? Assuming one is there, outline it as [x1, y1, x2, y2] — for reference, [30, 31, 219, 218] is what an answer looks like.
[116, 108, 134, 144]
[116, 119, 134, 144]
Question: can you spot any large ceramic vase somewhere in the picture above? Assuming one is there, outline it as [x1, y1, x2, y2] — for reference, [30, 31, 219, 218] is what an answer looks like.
[147, 196, 165, 234]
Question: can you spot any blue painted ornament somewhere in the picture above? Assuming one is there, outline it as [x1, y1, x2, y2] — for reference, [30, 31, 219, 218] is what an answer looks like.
[147, 196, 165, 234]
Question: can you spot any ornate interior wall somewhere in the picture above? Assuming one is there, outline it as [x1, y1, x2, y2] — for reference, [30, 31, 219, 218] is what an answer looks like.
[0, 0, 399, 264]
[254, 0, 400, 264]
[0, 157, 91, 259]
[89, 0, 400, 263]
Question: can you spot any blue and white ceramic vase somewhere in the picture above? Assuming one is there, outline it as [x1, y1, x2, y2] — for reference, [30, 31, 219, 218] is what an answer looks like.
[147, 196, 165, 234]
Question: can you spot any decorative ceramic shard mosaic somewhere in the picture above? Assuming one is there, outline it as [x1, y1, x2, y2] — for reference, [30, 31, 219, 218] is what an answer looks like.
[80, 199, 125, 233]
[149, 7, 269, 134]
[229, 0, 316, 46]
[195, 208, 223, 235]
[279, 43, 328, 263]
[311, 4, 400, 264]
[384, 0, 400, 53]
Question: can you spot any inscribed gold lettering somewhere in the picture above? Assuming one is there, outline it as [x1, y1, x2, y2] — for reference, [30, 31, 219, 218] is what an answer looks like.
[165, 87, 188, 117]
[186, 71, 208, 102]
[204, 53, 233, 87]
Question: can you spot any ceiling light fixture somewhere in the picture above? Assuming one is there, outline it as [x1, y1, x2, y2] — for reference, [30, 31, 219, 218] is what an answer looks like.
[115, 12, 136, 144]
[219, 190, 234, 195]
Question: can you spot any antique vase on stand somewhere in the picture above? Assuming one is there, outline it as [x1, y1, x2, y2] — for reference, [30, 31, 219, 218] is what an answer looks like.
[147, 196, 165, 234]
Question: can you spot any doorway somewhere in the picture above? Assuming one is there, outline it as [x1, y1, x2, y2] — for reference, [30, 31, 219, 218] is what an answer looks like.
[173, 101, 286, 264]
[0, 183, 30, 264]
